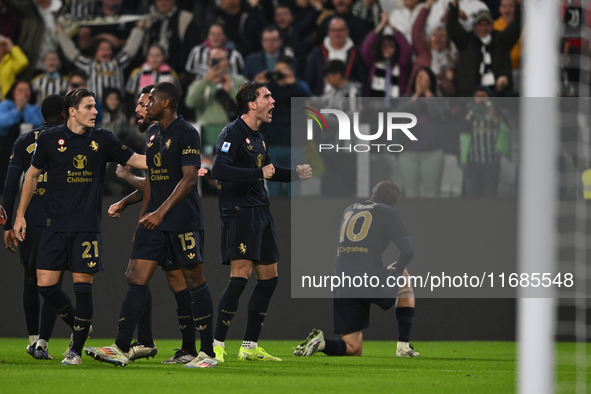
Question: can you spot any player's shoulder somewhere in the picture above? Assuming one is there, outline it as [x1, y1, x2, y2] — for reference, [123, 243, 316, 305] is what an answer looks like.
[219, 118, 246, 140]
[36, 124, 66, 140]
[91, 127, 117, 139]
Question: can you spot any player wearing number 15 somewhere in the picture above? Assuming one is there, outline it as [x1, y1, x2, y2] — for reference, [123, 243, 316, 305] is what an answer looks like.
[295, 181, 420, 358]
[85, 82, 218, 369]
[12, 88, 147, 365]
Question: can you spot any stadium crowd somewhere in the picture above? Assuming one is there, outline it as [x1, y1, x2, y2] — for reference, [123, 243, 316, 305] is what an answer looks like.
[0, 0, 583, 198]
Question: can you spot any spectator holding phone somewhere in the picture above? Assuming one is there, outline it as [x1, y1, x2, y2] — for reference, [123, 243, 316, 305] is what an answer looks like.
[185, 48, 248, 154]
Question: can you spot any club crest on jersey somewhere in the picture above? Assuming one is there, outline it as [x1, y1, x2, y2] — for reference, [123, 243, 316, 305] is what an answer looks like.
[150, 134, 156, 141]
[165, 139, 171, 150]
[90, 141, 99, 152]
[247, 144, 253, 150]
[221, 141, 231, 153]
[246, 138, 250, 144]
[58, 139, 65, 145]
[58, 139, 66, 152]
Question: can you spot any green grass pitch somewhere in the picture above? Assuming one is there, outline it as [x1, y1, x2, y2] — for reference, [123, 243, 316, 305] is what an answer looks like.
[0, 339, 588, 393]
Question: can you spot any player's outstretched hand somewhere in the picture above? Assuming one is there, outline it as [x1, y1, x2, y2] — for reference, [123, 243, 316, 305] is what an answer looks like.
[296, 164, 313, 179]
[4, 229, 17, 253]
[198, 168, 208, 177]
[139, 211, 164, 230]
[108, 201, 126, 219]
[13, 217, 26, 242]
[262, 164, 275, 179]
[0, 205, 6, 226]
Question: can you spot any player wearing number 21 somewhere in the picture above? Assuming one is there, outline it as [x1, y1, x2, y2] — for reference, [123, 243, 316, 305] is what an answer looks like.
[13, 88, 147, 365]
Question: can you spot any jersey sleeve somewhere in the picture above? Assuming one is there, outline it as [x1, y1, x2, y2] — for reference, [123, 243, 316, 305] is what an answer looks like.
[104, 130, 135, 165]
[31, 132, 50, 170]
[179, 128, 201, 168]
[212, 129, 263, 182]
[8, 136, 27, 170]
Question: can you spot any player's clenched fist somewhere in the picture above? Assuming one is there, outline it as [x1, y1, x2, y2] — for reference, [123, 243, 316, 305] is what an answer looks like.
[296, 164, 312, 180]
[262, 163, 275, 179]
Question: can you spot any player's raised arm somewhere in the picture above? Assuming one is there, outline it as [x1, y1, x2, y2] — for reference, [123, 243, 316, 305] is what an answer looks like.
[13, 165, 43, 241]
[126, 153, 148, 170]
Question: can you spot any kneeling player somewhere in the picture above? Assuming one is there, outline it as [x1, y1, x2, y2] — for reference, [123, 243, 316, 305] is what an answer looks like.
[294, 181, 420, 357]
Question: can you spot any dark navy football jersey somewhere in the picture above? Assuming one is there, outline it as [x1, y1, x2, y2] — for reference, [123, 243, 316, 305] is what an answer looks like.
[31, 124, 134, 232]
[144, 115, 203, 232]
[213, 118, 271, 221]
[335, 200, 411, 278]
[3, 123, 59, 230]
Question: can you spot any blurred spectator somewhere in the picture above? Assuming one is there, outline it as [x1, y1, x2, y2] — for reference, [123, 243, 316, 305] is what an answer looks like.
[315, 0, 370, 46]
[215, 0, 262, 57]
[493, 0, 521, 91]
[360, 12, 412, 97]
[322, 59, 362, 104]
[143, 0, 200, 73]
[185, 23, 244, 81]
[446, 0, 521, 97]
[101, 88, 127, 134]
[388, 0, 424, 44]
[0, 80, 43, 194]
[74, 0, 140, 53]
[126, 44, 180, 101]
[306, 17, 367, 96]
[352, 0, 383, 31]
[58, 22, 144, 103]
[3, 0, 61, 81]
[426, 0, 490, 36]
[31, 51, 69, 106]
[462, 86, 503, 197]
[185, 48, 248, 154]
[409, 0, 458, 96]
[259, 56, 312, 196]
[67, 68, 104, 122]
[273, 5, 312, 78]
[0, 1, 19, 42]
[243, 26, 296, 81]
[398, 67, 447, 198]
[0, 36, 28, 100]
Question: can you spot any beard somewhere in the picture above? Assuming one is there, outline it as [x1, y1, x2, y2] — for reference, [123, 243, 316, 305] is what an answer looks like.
[138, 118, 151, 133]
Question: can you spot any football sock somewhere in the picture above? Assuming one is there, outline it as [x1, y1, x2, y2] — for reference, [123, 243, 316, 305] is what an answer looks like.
[28, 335, 38, 347]
[190, 282, 214, 357]
[37, 284, 74, 329]
[214, 277, 248, 342]
[396, 307, 414, 343]
[115, 284, 149, 353]
[38, 295, 58, 342]
[243, 277, 278, 342]
[71, 283, 93, 355]
[322, 339, 347, 356]
[136, 288, 154, 346]
[22, 280, 40, 336]
[175, 289, 197, 355]
[214, 339, 225, 348]
[242, 340, 257, 349]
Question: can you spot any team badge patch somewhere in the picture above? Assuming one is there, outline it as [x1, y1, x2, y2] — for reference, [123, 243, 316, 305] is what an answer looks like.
[150, 134, 155, 141]
[246, 138, 250, 144]
[58, 139, 65, 145]
[221, 141, 231, 153]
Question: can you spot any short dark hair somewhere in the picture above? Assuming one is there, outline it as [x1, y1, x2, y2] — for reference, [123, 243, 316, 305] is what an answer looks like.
[92, 38, 112, 58]
[371, 181, 401, 206]
[64, 88, 96, 120]
[148, 44, 168, 60]
[323, 59, 346, 77]
[41, 95, 65, 123]
[69, 69, 88, 81]
[153, 82, 180, 111]
[141, 84, 155, 95]
[262, 25, 280, 35]
[5, 80, 36, 104]
[276, 55, 295, 72]
[236, 81, 267, 115]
